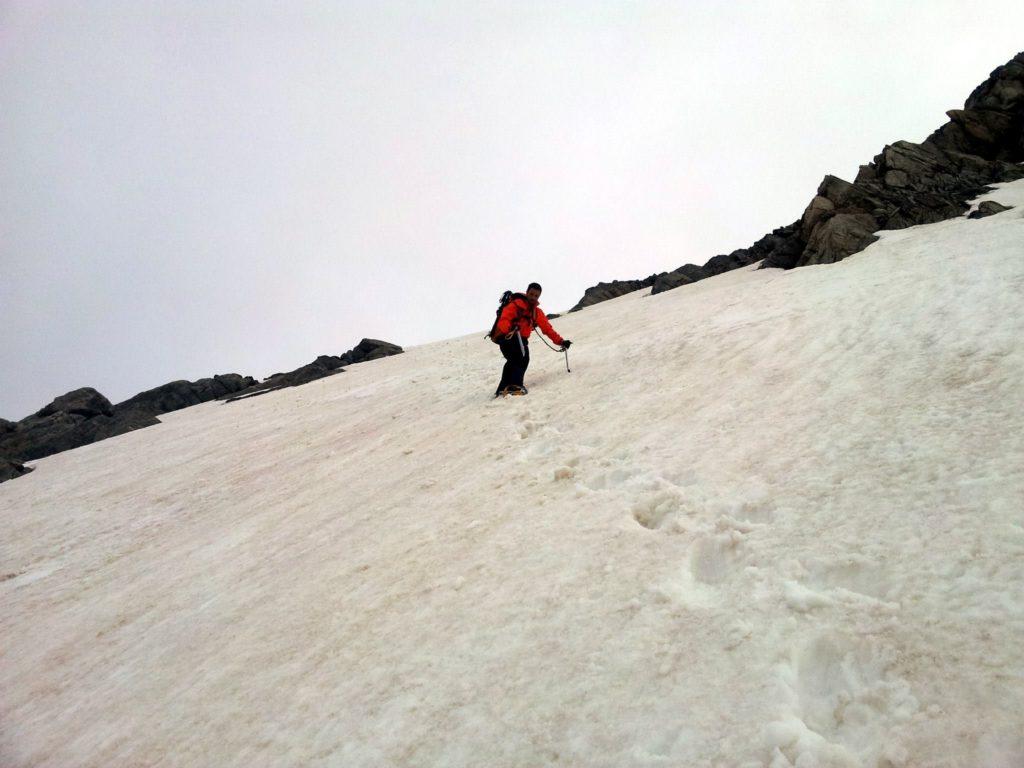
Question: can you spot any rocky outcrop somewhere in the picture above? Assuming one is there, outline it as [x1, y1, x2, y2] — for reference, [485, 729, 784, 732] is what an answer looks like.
[0, 339, 403, 483]
[116, 374, 256, 418]
[569, 51, 1024, 305]
[799, 210, 879, 267]
[648, 222, 807, 295]
[772, 122, 1024, 268]
[968, 200, 1013, 219]
[224, 339, 404, 402]
[0, 374, 255, 480]
[926, 52, 1024, 161]
[0, 339, 404, 482]
[36, 387, 114, 419]
[0, 389, 160, 466]
[1, 458, 33, 482]
[651, 264, 708, 295]
[779, 51, 1024, 263]
[226, 356, 348, 401]
[339, 338, 404, 365]
[568, 276, 662, 312]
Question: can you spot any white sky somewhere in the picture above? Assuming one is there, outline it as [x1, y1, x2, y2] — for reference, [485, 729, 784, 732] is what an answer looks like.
[2, 1, 1023, 419]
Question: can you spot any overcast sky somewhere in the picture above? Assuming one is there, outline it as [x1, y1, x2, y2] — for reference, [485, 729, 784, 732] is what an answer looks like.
[2, 1, 1022, 419]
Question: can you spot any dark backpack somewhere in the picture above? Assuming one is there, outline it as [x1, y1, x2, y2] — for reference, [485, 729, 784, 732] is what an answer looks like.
[486, 290, 529, 343]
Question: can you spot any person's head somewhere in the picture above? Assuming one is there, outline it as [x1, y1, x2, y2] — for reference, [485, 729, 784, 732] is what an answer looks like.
[526, 282, 542, 303]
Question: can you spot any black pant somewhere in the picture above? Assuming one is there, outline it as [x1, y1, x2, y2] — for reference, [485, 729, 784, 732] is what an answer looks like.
[496, 335, 529, 393]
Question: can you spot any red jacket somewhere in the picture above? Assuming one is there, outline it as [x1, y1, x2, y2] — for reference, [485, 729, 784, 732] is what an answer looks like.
[495, 296, 564, 345]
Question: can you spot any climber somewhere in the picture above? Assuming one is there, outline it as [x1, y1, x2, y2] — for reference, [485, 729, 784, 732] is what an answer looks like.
[490, 283, 571, 396]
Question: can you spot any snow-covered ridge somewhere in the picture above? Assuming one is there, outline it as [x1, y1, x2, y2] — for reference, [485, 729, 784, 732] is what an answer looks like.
[2, 183, 1023, 767]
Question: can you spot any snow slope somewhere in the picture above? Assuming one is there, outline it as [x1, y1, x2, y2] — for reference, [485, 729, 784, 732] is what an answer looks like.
[2, 182, 1024, 768]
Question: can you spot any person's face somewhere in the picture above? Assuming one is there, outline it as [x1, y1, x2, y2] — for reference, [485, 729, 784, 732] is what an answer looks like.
[526, 287, 541, 303]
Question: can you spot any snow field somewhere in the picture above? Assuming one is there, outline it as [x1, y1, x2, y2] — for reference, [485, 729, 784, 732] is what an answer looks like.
[2, 181, 1024, 767]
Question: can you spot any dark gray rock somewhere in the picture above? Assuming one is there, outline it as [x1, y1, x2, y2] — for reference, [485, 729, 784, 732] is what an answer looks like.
[224, 339, 404, 402]
[36, 387, 113, 419]
[268, 356, 347, 389]
[750, 223, 806, 270]
[0, 370, 255, 466]
[928, 52, 1024, 161]
[651, 264, 708, 295]
[191, 374, 256, 402]
[339, 339, 404, 365]
[704, 250, 758, 275]
[569, 221, 806, 306]
[0, 457, 33, 484]
[115, 380, 207, 416]
[13, 409, 86, 436]
[800, 195, 836, 239]
[115, 373, 256, 418]
[566, 51, 1024, 298]
[0, 404, 158, 464]
[968, 200, 1013, 219]
[568, 275, 662, 312]
[779, 123, 1023, 268]
[0, 339, 401, 466]
[800, 213, 880, 266]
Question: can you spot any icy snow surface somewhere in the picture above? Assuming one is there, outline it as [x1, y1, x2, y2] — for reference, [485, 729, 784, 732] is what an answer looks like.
[3, 182, 1024, 767]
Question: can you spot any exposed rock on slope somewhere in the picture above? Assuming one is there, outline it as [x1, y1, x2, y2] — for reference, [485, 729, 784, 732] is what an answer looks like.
[0, 388, 159, 465]
[117, 374, 257, 417]
[223, 356, 348, 401]
[36, 387, 114, 419]
[0, 376, 256, 478]
[340, 338, 404, 365]
[568, 275, 661, 312]
[0, 340, 403, 482]
[570, 51, 1024, 307]
[0, 457, 33, 482]
[223, 339, 404, 402]
[779, 126, 1024, 268]
[969, 200, 1013, 219]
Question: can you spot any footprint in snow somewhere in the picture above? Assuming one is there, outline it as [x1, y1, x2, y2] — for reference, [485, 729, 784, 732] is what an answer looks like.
[765, 633, 918, 766]
[688, 532, 744, 585]
[811, 555, 893, 601]
[630, 489, 694, 531]
[517, 420, 538, 439]
[783, 555, 898, 611]
[584, 465, 641, 491]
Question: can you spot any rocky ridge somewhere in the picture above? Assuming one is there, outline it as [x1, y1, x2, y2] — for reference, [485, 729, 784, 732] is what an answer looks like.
[569, 51, 1024, 309]
[0, 339, 403, 483]
[223, 338, 404, 402]
[0, 379, 253, 469]
[568, 275, 661, 313]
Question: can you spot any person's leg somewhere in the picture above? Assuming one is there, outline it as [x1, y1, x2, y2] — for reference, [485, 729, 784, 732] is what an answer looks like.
[496, 336, 531, 394]
[496, 338, 517, 394]
[510, 339, 529, 389]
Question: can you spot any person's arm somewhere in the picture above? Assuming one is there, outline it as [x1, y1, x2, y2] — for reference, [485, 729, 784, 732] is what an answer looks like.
[494, 301, 520, 336]
[535, 309, 564, 346]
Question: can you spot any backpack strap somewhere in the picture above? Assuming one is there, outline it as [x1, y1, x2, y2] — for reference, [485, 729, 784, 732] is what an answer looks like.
[508, 294, 535, 329]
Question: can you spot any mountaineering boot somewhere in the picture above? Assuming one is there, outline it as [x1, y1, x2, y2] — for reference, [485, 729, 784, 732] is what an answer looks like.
[495, 385, 528, 398]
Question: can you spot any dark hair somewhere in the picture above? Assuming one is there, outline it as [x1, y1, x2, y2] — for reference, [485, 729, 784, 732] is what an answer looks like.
[527, 282, 542, 292]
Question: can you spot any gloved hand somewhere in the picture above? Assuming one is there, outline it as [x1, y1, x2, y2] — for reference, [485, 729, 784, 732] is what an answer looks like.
[561, 340, 572, 350]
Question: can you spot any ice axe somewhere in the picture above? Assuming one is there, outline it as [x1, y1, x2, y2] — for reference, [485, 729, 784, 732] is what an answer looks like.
[534, 331, 571, 373]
